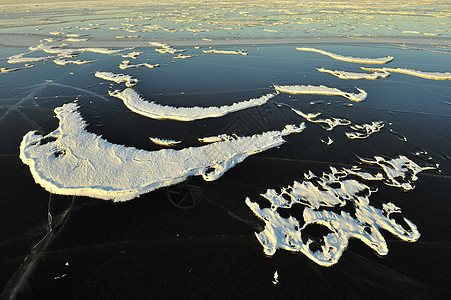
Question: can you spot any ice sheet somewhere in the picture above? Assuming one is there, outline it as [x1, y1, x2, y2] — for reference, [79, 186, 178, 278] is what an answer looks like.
[275, 85, 367, 102]
[109, 88, 277, 121]
[296, 47, 394, 64]
[20, 103, 305, 201]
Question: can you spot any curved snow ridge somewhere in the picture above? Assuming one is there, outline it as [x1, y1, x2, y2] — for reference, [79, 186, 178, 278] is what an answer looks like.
[149, 137, 182, 146]
[19, 102, 305, 202]
[54, 59, 97, 65]
[291, 108, 350, 131]
[274, 85, 367, 102]
[246, 167, 420, 266]
[95, 71, 139, 87]
[361, 67, 451, 80]
[317, 68, 390, 80]
[109, 88, 278, 121]
[296, 47, 393, 64]
[202, 49, 248, 56]
[345, 121, 384, 139]
[345, 155, 437, 191]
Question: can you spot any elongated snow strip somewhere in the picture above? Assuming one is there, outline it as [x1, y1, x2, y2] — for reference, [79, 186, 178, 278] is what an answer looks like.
[202, 49, 248, 55]
[296, 47, 393, 64]
[149, 137, 181, 146]
[275, 85, 367, 102]
[246, 167, 421, 266]
[361, 67, 451, 80]
[109, 88, 277, 121]
[20, 102, 305, 202]
[317, 68, 390, 80]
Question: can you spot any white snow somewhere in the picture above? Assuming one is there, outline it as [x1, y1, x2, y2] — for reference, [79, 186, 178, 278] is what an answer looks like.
[53, 59, 97, 65]
[7, 52, 52, 64]
[291, 108, 351, 131]
[95, 71, 139, 87]
[345, 121, 384, 139]
[361, 67, 451, 80]
[149, 137, 182, 146]
[20, 102, 305, 201]
[317, 68, 390, 80]
[296, 47, 394, 64]
[119, 60, 160, 69]
[246, 167, 421, 266]
[109, 88, 277, 121]
[275, 85, 367, 102]
[345, 155, 436, 191]
[202, 49, 248, 55]
[121, 51, 143, 59]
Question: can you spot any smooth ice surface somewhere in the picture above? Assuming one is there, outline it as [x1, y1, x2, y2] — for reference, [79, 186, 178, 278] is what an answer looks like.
[296, 47, 394, 64]
[202, 49, 248, 55]
[109, 88, 277, 121]
[317, 68, 390, 80]
[246, 167, 421, 266]
[275, 85, 367, 102]
[345, 121, 384, 139]
[361, 67, 451, 80]
[346, 155, 437, 191]
[95, 71, 139, 87]
[292, 108, 351, 131]
[149, 137, 182, 146]
[20, 102, 305, 202]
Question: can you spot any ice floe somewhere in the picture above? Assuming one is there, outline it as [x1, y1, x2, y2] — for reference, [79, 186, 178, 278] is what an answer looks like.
[296, 47, 393, 64]
[317, 68, 390, 80]
[291, 108, 351, 131]
[1, 64, 34, 73]
[274, 85, 367, 102]
[119, 60, 160, 70]
[109, 88, 277, 121]
[149, 137, 182, 146]
[345, 121, 384, 139]
[95, 71, 139, 87]
[20, 102, 305, 201]
[246, 166, 421, 266]
[345, 155, 437, 191]
[202, 49, 248, 55]
[361, 67, 451, 80]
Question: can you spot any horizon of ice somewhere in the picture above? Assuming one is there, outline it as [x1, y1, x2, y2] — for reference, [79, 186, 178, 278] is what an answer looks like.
[317, 68, 390, 80]
[53, 58, 97, 65]
[109, 88, 277, 121]
[275, 85, 367, 102]
[296, 47, 394, 64]
[292, 108, 351, 131]
[20, 102, 305, 201]
[149, 137, 182, 146]
[361, 67, 451, 80]
[95, 71, 139, 87]
[345, 121, 384, 139]
[345, 155, 437, 191]
[246, 167, 421, 266]
[202, 49, 248, 55]
[119, 60, 160, 69]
